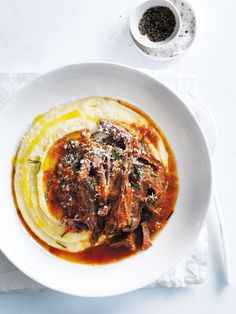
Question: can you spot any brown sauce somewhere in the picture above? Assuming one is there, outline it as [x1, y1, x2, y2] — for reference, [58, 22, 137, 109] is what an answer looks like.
[16, 207, 135, 264]
[13, 98, 178, 265]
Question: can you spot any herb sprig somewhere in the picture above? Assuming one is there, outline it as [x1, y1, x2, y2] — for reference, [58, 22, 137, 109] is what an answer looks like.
[84, 179, 96, 195]
[133, 163, 158, 178]
[130, 179, 141, 190]
[145, 168, 158, 177]
[56, 241, 67, 249]
[133, 164, 144, 179]
[45, 176, 53, 203]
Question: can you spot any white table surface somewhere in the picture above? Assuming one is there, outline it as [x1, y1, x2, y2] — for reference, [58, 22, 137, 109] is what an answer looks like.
[0, 0, 235, 313]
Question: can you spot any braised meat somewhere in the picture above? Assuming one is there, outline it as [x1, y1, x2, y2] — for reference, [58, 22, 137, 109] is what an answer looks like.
[49, 120, 170, 251]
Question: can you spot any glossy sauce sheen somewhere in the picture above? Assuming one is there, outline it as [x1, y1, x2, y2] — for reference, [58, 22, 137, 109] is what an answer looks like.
[13, 99, 178, 265]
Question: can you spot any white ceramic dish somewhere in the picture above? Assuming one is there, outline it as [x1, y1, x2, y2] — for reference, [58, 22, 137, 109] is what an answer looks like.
[130, 0, 181, 48]
[0, 63, 212, 297]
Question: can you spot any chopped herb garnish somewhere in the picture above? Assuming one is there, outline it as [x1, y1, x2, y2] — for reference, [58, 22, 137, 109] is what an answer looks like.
[145, 168, 158, 177]
[28, 159, 41, 174]
[56, 241, 67, 249]
[112, 147, 122, 160]
[130, 179, 141, 189]
[133, 164, 144, 179]
[133, 164, 158, 178]
[45, 176, 53, 203]
[84, 179, 96, 194]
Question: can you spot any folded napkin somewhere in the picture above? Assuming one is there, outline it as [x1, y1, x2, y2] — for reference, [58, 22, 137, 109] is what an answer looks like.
[0, 72, 208, 292]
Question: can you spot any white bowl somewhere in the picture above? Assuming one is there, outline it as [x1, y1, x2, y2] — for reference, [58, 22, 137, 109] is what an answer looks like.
[130, 0, 181, 49]
[0, 63, 212, 297]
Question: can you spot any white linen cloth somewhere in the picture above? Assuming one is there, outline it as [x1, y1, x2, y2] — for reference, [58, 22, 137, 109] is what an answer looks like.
[0, 72, 208, 292]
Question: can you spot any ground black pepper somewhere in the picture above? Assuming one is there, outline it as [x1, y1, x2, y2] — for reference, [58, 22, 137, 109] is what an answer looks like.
[138, 6, 176, 42]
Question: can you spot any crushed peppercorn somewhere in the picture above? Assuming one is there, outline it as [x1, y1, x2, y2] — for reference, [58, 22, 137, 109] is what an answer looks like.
[139, 6, 176, 42]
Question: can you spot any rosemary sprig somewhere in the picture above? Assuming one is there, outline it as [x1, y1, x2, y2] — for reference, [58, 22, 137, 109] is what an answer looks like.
[145, 168, 158, 177]
[130, 179, 141, 190]
[133, 164, 158, 178]
[28, 159, 41, 174]
[45, 176, 53, 203]
[56, 241, 67, 249]
[84, 179, 96, 194]
[133, 164, 144, 179]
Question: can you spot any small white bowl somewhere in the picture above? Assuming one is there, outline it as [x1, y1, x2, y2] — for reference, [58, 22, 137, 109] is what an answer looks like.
[130, 0, 181, 49]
